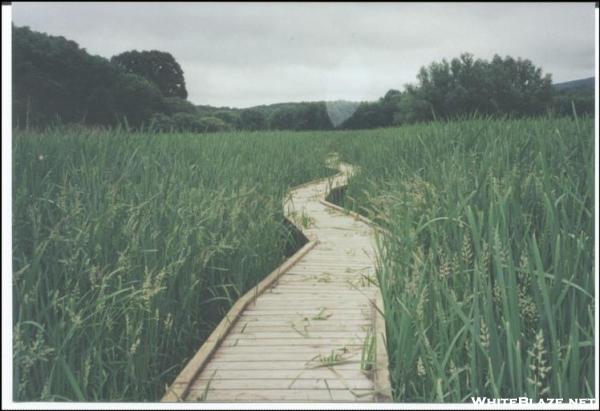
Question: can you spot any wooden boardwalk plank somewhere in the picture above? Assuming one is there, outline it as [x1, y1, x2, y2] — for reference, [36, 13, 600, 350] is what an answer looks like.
[189, 378, 374, 390]
[188, 389, 375, 402]
[162, 160, 391, 403]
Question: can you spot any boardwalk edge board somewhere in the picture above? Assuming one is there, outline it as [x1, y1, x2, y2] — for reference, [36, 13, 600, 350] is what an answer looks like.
[161, 173, 331, 402]
[161, 238, 318, 402]
[319, 185, 392, 402]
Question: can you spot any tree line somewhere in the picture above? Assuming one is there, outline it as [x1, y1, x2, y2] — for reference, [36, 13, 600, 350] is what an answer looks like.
[12, 25, 337, 132]
[13, 25, 593, 132]
[341, 53, 594, 129]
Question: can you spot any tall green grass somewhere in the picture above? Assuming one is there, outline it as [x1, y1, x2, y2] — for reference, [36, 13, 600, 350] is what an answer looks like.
[335, 117, 595, 401]
[12, 127, 336, 401]
[13, 117, 595, 402]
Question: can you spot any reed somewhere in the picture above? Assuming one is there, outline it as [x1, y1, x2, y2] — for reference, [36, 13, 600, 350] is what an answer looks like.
[334, 116, 595, 401]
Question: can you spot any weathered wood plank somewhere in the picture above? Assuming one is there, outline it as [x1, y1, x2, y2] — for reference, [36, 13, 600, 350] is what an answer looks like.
[211, 351, 363, 362]
[201, 361, 362, 370]
[220, 338, 366, 347]
[162, 161, 391, 403]
[161, 238, 318, 402]
[187, 389, 374, 402]
[230, 324, 370, 333]
[231, 318, 371, 326]
[189, 378, 373, 391]
[216, 345, 363, 354]
[223, 331, 368, 339]
[194, 368, 371, 381]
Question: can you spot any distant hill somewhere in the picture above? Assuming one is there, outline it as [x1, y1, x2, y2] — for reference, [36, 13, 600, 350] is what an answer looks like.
[552, 77, 595, 117]
[195, 100, 361, 128]
[554, 77, 595, 92]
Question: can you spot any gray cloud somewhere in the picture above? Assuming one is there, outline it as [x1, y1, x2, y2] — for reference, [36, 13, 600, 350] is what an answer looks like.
[12, 2, 596, 107]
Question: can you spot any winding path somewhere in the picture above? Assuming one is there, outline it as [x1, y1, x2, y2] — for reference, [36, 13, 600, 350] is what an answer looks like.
[162, 159, 391, 402]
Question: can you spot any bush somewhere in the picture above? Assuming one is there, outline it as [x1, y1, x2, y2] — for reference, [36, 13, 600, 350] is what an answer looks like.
[172, 112, 203, 132]
[162, 97, 197, 115]
[196, 116, 232, 132]
[149, 113, 175, 132]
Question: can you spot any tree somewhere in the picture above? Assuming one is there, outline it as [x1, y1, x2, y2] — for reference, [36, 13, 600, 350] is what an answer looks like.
[340, 92, 400, 130]
[383, 89, 401, 101]
[111, 50, 188, 99]
[172, 113, 203, 132]
[162, 97, 197, 115]
[270, 108, 296, 130]
[12, 25, 167, 129]
[13, 24, 101, 126]
[196, 116, 233, 132]
[110, 73, 163, 127]
[405, 53, 554, 122]
[301, 103, 333, 130]
[169, 113, 232, 133]
[150, 112, 175, 132]
[240, 109, 267, 131]
[213, 110, 242, 129]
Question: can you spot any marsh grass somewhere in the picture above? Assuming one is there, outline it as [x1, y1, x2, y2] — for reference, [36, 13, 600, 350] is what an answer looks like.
[335, 116, 595, 401]
[12, 117, 594, 402]
[12, 127, 336, 401]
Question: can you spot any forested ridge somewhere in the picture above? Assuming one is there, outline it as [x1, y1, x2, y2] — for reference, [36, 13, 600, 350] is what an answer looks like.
[13, 25, 594, 132]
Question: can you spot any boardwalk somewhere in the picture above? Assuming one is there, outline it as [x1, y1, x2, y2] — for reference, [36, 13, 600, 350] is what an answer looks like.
[162, 160, 391, 402]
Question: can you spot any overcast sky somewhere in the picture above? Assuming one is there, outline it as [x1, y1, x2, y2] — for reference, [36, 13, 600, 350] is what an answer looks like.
[12, 2, 596, 108]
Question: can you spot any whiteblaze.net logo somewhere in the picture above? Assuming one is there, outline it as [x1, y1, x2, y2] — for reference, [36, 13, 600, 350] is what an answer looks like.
[471, 397, 596, 404]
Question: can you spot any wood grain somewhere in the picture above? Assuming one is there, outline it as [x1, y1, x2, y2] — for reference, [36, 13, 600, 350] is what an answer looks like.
[162, 160, 392, 403]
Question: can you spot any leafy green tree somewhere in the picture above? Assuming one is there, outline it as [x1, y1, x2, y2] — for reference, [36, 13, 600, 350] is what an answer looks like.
[346, 52, 556, 128]
[240, 109, 267, 131]
[111, 50, 188, 99]
[269, 103, 332, 131]
[213, 110, 242, 129]
[413, 53, 554, 119]
[270, 108, 296, 130]
[172, 112, 203, 131]
[110, 73, 163, 127]
[162, 97, 197, 115]
[13, 25, 114, 126]
[197, 116, 233, 132]
[300, 103, 333, 130]
[341, 91, 400, 129]
[150, 112, 175, 132]
[12, 25, 167, 129]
